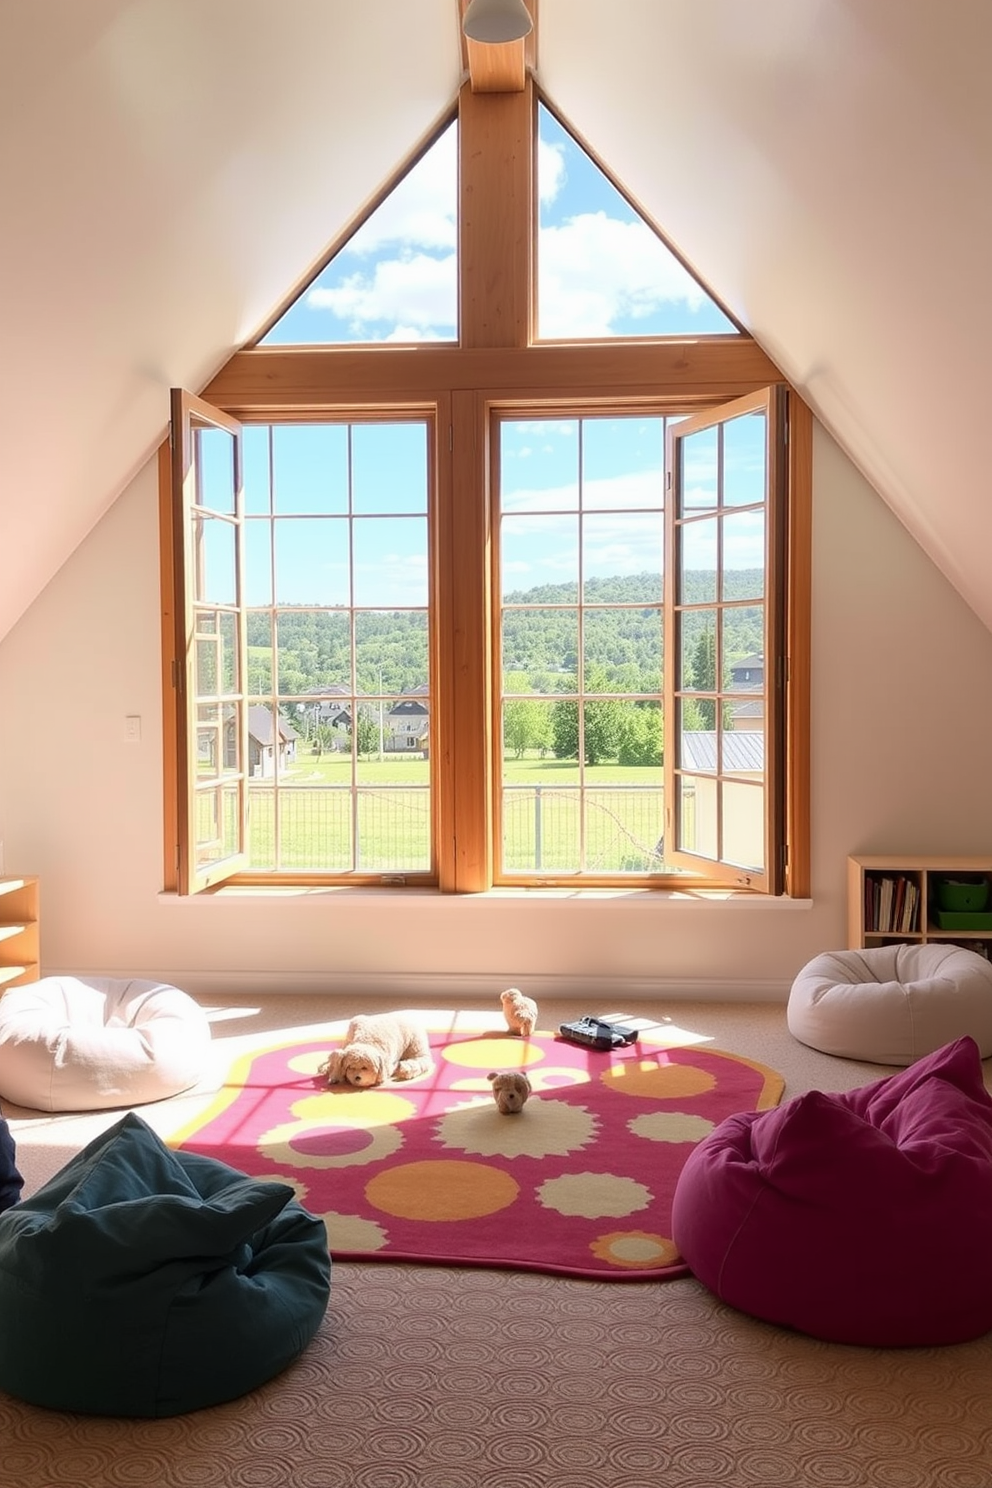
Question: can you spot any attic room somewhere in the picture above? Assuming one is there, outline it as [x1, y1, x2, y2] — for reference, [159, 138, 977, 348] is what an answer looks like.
[2, 0, 990, 1001]
[1, 1, 992, 1477]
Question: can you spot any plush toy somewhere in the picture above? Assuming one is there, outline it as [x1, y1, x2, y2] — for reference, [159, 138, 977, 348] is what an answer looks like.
[319, 1013, 432, 1088]
[500, 986, 538, 1037]
[487, 1070, 532, 1114]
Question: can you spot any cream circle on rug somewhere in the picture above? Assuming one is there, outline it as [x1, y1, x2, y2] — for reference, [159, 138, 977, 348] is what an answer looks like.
[0, 976, 211, 1111]
[787, 943, 992, 1065]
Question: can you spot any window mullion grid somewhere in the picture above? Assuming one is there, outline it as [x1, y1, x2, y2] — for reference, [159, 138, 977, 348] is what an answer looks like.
[347, 425, 360, 874]
[577, 416, 586, 872]
[715, 420, 726, 863]
[266, 427, 283, 871]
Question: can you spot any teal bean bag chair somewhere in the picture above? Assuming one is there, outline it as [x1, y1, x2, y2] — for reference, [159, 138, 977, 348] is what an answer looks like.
[0, 1112, 330, 1416]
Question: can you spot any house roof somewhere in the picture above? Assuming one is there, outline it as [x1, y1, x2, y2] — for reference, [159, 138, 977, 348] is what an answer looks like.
[1, 3, 989, 641]
[681, 731, 764, 773]
[247, 706, 298, 748]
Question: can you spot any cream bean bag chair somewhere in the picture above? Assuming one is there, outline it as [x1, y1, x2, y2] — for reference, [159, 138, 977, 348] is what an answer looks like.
[788, 943, 992, 1066]
[0, 976, 211, 1111]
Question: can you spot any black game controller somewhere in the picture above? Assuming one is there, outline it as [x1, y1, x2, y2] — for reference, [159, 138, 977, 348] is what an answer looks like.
[558, 1016, 640, 1051]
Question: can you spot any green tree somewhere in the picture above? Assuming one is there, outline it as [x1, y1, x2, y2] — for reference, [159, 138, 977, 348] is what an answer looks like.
[504, 698, 554, 758]
[617, 703, 663, 766]
[354, 713, 379, 759]
[551, 697, 579, 760]
[551, 668, 624, 765]
[690, 627, 716, 692]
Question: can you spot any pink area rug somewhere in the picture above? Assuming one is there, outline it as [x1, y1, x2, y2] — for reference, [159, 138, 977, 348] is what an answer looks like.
[170, 1015, 784, 1281]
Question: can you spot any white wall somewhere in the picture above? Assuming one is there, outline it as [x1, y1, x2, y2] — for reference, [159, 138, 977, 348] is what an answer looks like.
[2, 420, 991, 1002]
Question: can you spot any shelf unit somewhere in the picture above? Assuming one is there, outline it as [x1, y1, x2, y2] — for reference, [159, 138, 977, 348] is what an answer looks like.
[848, 856, 992, 959]
[0, 876, 40, 990]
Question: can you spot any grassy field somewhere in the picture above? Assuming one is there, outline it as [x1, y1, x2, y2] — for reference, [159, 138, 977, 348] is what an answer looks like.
[237, 751, 666, 873]
[275, 751, 662, 788]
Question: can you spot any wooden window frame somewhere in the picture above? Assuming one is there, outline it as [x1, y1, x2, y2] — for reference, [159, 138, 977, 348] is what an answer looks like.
[160, 77, 811, 898]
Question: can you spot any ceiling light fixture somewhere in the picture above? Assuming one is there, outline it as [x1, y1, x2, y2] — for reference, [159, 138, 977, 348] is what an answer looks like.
[462, 0, 533, 45]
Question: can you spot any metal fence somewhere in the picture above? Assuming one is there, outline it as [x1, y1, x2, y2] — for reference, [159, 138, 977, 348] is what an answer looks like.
[501, 783, 666, 873]
[229, 779, 675, 875]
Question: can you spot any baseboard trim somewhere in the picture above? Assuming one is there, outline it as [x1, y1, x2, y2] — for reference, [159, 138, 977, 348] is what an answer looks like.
[44, 968, 790, 1004]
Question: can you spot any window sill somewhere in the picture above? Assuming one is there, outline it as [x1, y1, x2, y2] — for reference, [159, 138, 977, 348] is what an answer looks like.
[158, 885, 813, 909]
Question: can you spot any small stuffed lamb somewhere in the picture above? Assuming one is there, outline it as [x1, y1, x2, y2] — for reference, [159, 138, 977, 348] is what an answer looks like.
[501, 986, 538, 1037]
[488, 1070, 532, 1114]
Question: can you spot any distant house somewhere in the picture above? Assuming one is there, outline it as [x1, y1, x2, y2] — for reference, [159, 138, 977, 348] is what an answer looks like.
[299, 684, 352, 731]
[386, 688, 430, 754]
[680, 731, 764, 775]
[679, 729, 764, 867]
[241, 706, 299, 778]
[729, 654, 764, 688]
[728, 655, 764, 733]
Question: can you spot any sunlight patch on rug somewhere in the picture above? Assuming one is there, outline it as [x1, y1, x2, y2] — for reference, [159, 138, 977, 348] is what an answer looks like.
[169, 1015, 783, 1281]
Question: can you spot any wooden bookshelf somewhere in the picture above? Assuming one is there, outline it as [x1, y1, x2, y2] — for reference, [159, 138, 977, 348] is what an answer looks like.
[0, 876, 40, 990]
[848, 856, 992, 959]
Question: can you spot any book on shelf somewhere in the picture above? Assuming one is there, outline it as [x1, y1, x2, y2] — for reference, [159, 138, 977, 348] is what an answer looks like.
[866, 874, 919, 934]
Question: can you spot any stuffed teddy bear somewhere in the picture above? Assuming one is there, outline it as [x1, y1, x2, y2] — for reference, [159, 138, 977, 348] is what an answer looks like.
[500, 986, 539, 1037]
[487, 1070, 532, 1114]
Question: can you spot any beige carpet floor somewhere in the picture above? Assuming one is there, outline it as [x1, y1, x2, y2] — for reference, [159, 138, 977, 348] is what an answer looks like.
[3, 993, 991, 1488]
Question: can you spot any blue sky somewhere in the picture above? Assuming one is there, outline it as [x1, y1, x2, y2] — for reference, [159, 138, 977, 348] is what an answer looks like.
[207, 407, 767, 614]
[213, 108, 761, 615]
[259, 104, 736, 346]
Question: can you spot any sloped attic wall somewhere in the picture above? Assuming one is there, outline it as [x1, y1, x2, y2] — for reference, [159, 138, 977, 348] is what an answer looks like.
[539, 0, 992, 631]
[0, 1, 989, 643]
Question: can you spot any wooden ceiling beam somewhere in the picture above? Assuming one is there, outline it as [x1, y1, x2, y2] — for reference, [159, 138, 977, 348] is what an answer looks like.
[460, 0, 537, 93]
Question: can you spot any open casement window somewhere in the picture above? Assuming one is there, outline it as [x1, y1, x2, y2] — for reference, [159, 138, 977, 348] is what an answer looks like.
[168, 391, 440, 892]
[170, 390, 250, 893]
[663, 388, 787, 893]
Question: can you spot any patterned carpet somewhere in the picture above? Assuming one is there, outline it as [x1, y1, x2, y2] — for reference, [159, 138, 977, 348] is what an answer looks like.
[4, 997, 992, 1486]
[171, 1016, 783, 1280]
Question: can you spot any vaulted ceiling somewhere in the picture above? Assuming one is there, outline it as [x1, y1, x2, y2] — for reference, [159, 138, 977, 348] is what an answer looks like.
[1, 0, 988, 642]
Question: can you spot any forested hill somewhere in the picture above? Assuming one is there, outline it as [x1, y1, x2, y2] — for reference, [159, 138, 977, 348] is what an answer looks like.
[501, 571, 764, 681]
[247, 571, 764, 696]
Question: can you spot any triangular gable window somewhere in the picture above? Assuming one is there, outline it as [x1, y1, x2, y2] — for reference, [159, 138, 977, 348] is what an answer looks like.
[537, 102, 738, 340]
[260, 119, 458, 347]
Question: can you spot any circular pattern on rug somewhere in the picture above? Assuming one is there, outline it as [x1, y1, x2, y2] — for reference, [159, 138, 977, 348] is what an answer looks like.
[602, 1058, 716, 1099]
[590, 1230, 681, 1269]
[538, 1171, 653, 1219]
[367, 1159, 520, 1222]
[259, 1116, 406, 1171]
[171, 1023, 783, 1280]
[434, 1097, 599, 1159]
[629, 1110, 716, 1144]
[441, 1037, 547, 1071]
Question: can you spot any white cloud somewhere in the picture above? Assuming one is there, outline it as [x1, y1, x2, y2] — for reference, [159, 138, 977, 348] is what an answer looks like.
[347, 126, 457, 255]
[308, 252, 457, 335]
[500, 471, 663, 515]
[538, 137, 566, 204]
[539, 213, 707, 337]
[355, 550, 428, 606]
[504, 420, 575, 440]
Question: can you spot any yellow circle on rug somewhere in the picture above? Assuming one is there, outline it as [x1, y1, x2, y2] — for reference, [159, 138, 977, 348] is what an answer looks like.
[602, 1060, 716, 1099]
[366, 1159, 520, 1221]
[442, 1038, 546, 1071]
[290, 1090, 416, 1126]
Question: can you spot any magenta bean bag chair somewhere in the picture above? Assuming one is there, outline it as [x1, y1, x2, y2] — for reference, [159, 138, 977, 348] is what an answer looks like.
[671, 1036, 992, 1346]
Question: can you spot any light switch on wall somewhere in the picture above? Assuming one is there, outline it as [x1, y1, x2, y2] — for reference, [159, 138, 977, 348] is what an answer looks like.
[124, 715, 141, 743]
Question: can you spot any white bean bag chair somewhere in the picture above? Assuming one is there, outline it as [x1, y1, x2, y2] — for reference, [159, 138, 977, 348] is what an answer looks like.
[0, 977, 211, 1111]
[788, 943, 992, 1066]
